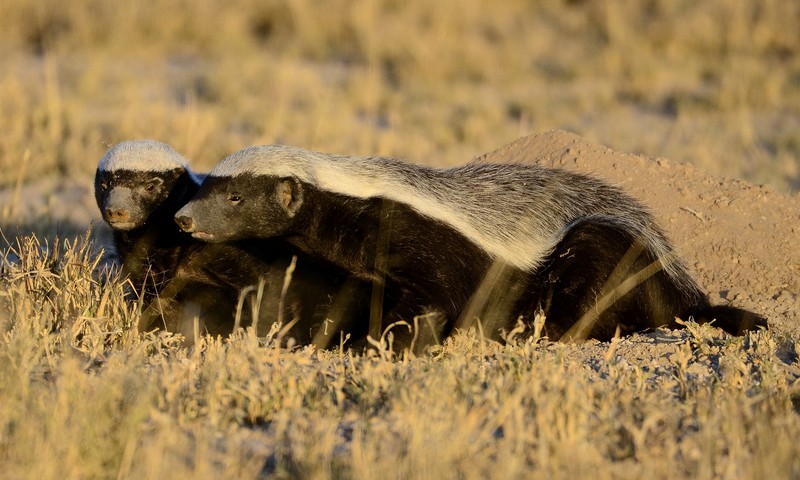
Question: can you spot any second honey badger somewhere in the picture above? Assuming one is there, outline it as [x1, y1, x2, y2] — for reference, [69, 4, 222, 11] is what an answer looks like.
[175, 145, 766, 350]
[95, 140, 369, 345]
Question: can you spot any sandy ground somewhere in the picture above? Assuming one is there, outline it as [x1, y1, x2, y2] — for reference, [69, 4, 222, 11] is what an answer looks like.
[2, 130, 798, 341]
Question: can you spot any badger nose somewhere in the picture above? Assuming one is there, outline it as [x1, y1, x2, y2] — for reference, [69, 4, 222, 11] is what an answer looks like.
[175, 215, 194, 232]
[105, 208, 130, 222]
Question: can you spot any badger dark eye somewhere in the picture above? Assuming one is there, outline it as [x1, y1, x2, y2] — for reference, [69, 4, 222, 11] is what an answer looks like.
[100, 182, 108, 191]
[228, 194, 242, 205]
[145, 178, 163, 193]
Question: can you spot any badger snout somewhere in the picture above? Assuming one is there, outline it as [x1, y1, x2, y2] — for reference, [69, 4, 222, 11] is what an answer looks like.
[101, 187, 140, 230]
[104, 207, 130, 223]
[175, 205, 220, 241]
[174, 214, 194, 233]
[102, 203, 138, 230]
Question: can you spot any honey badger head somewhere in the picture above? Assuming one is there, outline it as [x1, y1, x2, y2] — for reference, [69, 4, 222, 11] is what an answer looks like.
[174, 172, 304, 243]
[95, 140, 199, 231]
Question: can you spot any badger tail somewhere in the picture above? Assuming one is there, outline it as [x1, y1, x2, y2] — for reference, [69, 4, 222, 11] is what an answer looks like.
[681, 304, 768, 336]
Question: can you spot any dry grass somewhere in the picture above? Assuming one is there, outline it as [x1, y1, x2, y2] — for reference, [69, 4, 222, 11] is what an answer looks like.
[1, 234, 799, 478]
[0, 0, 797, 191]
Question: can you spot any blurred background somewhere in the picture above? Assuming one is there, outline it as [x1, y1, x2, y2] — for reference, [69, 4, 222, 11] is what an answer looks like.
[0, 0, 797, 236]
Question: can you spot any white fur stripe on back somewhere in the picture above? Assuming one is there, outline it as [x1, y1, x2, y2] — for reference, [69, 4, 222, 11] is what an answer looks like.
[211, 145, 559, 270]
[209, 144, 690, 289]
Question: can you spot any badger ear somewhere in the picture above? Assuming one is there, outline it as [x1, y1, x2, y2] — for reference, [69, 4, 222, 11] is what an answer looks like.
[276, 177, 303, 217]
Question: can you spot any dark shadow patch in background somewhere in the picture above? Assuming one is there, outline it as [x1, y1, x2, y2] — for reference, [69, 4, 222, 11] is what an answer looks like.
[0, 218, 116, 266]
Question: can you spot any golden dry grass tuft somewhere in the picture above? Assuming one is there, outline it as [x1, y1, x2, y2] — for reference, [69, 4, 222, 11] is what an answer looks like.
[1, 234, 799, 478]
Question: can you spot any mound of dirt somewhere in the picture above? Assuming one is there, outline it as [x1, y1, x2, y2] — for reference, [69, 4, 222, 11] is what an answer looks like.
[477, 130, 800, 335]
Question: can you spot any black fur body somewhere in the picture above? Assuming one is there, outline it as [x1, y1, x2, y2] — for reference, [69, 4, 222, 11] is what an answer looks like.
[175, 145, 767, 351]
[96, 141, 369, 346]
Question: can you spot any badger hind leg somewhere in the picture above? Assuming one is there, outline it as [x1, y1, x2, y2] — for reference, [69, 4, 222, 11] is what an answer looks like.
[534, 217, 704, 342]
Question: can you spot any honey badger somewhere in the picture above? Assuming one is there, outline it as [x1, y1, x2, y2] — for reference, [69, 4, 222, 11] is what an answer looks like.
[174, 144, 766, 350]
[95, 140, 369, 346]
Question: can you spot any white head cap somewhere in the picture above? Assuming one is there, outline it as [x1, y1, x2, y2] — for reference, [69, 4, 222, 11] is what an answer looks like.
[98, 140, 190, 174]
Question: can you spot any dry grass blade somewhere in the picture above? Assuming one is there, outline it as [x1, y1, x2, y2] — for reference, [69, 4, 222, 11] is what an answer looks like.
[1, 149, 30, 222]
